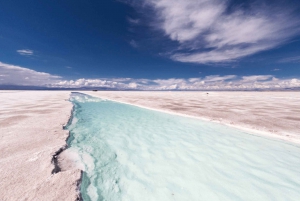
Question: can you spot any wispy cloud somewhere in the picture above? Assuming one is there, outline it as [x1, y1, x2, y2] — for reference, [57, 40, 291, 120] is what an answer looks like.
[125, 0, 300, 64]
[202, 75, 236, 82]
[0, 61, 60, 86]
[17, 49, 34, 56]
[128, 17, 140, 25]
[129, 39, 138, 48]
[278, 56, 300, 63]
[241, 75, 273, 82]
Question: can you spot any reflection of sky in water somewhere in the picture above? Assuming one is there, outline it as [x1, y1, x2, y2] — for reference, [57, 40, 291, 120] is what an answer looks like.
[66, 92, 300, 201]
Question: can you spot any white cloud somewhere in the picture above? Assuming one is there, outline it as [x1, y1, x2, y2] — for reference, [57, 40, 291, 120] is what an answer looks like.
[129, 39, 138, 48]
[17, 49, 34, 56]
[51, 75, 300, 90]
[126, 0, 300, 63]
[278, 56, 300, 63]
[0, 61, 299, 90]
[272, 68, 281, 71]
[203, 75, 236, 82]
[0, 61, 61, 86]
[128, 17, 140, 25]
[128, 82, 138, 88]
[241, 75, 273, 82]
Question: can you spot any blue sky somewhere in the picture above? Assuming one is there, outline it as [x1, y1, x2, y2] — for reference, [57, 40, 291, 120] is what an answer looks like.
[0, 0, 300, 90]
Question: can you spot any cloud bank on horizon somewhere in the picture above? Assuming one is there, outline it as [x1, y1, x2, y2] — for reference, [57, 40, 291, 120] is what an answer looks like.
[0, 62, 61, 86]
[126, 0, 300, 63]
[1, 61, 299, 90]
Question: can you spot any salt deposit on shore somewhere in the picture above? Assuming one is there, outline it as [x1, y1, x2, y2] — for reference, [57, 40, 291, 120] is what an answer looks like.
[85, 91, 300, 144]
[0, 90, 299, 200]
[0, 90, 80, 201]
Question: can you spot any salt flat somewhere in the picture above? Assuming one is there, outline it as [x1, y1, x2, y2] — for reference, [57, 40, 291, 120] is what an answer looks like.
[0, 90, 299, 200]
[85, 91, 300, 144]
[0, 90, 80, 201]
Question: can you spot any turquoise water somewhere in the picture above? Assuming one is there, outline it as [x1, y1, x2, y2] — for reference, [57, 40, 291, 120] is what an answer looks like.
[66, 92, 300, 201]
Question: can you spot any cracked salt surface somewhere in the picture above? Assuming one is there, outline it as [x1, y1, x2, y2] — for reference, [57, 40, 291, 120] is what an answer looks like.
[66, 92, 300, 201]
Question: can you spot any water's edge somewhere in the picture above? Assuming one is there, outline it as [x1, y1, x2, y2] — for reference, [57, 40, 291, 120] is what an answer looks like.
[50, 98, 83, 201]
[84, 92, 300, 145]
[85, 93, 299, 147]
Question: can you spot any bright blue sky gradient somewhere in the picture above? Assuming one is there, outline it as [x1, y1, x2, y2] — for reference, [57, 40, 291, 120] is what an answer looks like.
[0, 0, 299, 89]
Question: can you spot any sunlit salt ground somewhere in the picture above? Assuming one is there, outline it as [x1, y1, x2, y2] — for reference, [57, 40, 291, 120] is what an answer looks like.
[66, 93, 300, 201]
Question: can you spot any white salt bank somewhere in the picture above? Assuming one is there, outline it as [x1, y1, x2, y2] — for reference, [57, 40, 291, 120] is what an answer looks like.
[0, 91, 81, 201]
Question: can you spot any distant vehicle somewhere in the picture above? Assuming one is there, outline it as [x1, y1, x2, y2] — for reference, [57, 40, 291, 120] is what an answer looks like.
[92, 90, 98, 92]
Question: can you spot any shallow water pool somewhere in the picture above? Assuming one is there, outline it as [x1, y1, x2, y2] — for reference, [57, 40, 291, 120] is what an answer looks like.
[66, 92, 300, 201]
